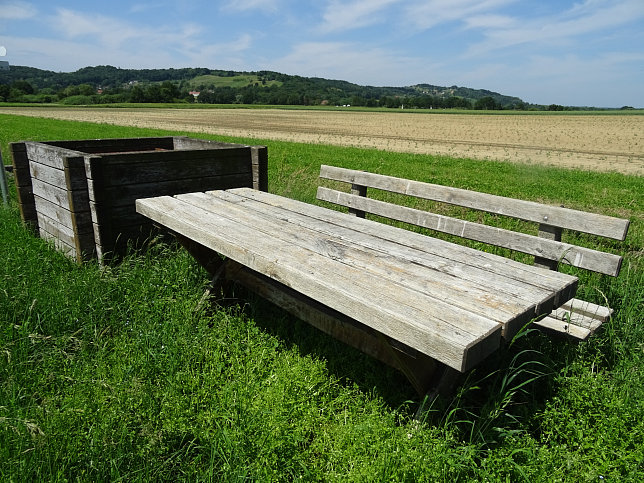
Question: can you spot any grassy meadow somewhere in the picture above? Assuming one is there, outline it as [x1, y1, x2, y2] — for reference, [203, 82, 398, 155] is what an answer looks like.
[1, 113, 642, 481]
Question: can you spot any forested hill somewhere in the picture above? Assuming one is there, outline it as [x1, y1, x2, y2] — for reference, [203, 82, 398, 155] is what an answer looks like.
[0, 64, 526, 109]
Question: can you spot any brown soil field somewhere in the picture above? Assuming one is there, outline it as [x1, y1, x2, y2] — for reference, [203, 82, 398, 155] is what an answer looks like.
[2, 107, 643, 175]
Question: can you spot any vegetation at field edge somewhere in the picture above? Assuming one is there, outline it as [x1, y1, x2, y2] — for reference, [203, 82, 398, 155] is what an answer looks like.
[2, 102, 644, 115]
[1, 114, 642, 480]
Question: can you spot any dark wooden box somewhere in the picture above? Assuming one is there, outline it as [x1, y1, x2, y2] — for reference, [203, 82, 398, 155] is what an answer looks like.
[11, 136, 268, 261]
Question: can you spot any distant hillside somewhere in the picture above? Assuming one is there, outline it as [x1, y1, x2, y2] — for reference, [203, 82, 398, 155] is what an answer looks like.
[0, 64, 525, 109]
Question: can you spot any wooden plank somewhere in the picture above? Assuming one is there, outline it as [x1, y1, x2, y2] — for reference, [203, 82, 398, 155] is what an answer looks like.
[10, 142, 37, 228]
[317, 187, 623, 277]
[33, 195, 92, 231]
[250, 145, 269, 192]
[217, 190, 576, 339]
[45, 137, 175, 154]
[39, 228, 77, 259]
[319, 165, 630, 240]
[199, 190, 546, 331]
[86, 172, 253, 205]
[549, 308, 604, 332]
[85, 149, 252, 185]
[533, 316, 592, 340]
[37, 212, 95, 258]
[136, 194, 503, 371]
[349, 184, 367, 218]
[227, 188, 578, 314]
[0, 150, 8, 205]
[89, 202, 149, 229]
[29, 159, 86, 190]
[559, 298, 613, 322]
[31, 178, 90, 214]
[172, 136, 242, 150]
[534, 223, 562, 270]
[179, 192, 503, 349]
[25, 142, 85, 170]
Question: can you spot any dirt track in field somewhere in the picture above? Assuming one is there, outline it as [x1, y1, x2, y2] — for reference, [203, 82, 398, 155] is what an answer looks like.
[2, 107, 643, 175]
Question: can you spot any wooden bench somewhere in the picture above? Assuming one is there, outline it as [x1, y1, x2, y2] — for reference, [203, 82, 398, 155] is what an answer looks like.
[136, 183, 585, 402]
[316, 165, 630, 341]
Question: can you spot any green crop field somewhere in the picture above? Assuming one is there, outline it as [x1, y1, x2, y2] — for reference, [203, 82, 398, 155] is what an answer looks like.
[1, 113, 642, 480]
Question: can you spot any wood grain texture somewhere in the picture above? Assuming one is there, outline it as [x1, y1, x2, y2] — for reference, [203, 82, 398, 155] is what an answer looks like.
[532, 316, 592, 340]
[534, 223, 563, 270]
[137, 189, 577, 370]
[250, 145, 269, 191]
[207, 190, 552, 331]
[25, 142, 84, 170]
[229, 188, 577, 315]
[559, 298, 613, 322]
[317, 187, 623, 276]
[136, 193, 506, 372]
[319, 165, 630, 240]
[84, 149, 252, 185]
[45, 136, 175, 154]
[10, 142, 37, 228]
[31, 178, 88, 214]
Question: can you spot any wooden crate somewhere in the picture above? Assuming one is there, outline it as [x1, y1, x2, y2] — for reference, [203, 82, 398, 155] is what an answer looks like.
[10, 137, 268, 262]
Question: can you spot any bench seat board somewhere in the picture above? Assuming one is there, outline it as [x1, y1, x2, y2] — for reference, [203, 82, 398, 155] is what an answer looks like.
[137, 189, 578, 371]
[532, 317, 592, 340]
[559, 298, 613, 322]
[226, 188, 578, 325]
[209, 189, 575, 336]
[192, 191, 538, 328]
[137, 193, 501, 371]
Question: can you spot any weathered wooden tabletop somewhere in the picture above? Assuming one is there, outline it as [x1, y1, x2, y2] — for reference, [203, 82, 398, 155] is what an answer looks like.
[136, 188, 578, 372]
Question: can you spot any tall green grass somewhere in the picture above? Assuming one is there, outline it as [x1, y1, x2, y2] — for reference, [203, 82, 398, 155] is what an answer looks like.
[1, 113, 642, 480]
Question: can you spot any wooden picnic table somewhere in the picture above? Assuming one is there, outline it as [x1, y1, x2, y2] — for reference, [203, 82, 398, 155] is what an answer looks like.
[136, 187, 578, 394]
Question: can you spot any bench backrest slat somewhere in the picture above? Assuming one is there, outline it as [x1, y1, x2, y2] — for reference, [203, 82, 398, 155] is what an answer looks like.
[318, 165, 629, 278]
[319, 165, 630, 241]
[316, 187, 622, 276]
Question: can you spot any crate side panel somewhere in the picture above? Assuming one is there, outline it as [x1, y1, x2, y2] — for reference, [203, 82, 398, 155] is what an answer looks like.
[25, 142, 85, 170]
[44, 137, 175, 154]
[88, 149, 252, 183]
[90, 172, 254, 206]
[172, 136, 244, 150]
[10, 142, 37, 227]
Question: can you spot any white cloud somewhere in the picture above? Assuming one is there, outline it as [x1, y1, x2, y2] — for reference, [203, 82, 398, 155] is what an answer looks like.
[19, 8, 254, 71]
[269, 41, 441, 86]
[318, 0, 402, 33]
[463, 14, 516, 30]
[128, 3, 164, 14]
[8, 30, 255, 72]
[51, 8, 208, 52]
[402, 0, 515, 31]
[223, 0, 282, 13]
[467, 0, 644, 55]
[189, 33, 253, 63]
[455, 52, 644, 106]
[0, 1, 37, 20]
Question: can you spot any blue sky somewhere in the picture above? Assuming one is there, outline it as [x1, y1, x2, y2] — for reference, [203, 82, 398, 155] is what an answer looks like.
[1, 0, 643, 107]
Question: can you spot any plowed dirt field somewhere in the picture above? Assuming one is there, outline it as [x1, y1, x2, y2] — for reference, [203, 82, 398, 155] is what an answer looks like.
[2, 107, 642, 175]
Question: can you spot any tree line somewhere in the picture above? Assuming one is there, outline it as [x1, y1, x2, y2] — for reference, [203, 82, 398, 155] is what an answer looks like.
[1, 65, 532, 109]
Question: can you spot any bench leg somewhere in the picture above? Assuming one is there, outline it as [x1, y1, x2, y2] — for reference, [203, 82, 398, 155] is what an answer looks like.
[223, 260, 450, 397]
[414, 364, 461, 421]
[172, 233, 235, 307]
[168, 240, 461, 414]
